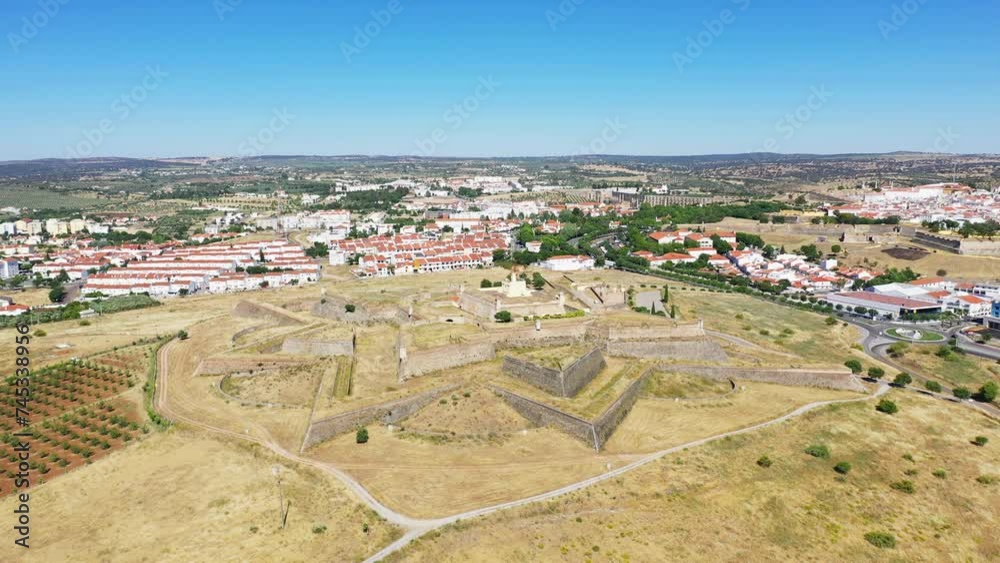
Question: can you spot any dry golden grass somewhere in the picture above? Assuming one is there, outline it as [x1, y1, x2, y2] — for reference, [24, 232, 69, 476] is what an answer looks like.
[0, 430, 401, 563]
[163, 317, 313, 453]
[605, 382, 858, 454]
[309, 424, 639, 519]
[389, 391, 1000, 563]
[670, 288, 862, 366]
[893, 345, 1000, 389]
[224, 362, 324, 407]
[406, 322, 483, 350]
[401, 385, 532, 436]
[842, 243, 1000, 280]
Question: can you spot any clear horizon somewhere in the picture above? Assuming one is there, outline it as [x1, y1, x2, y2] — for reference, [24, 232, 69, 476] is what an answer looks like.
[4, 0, 998, 160]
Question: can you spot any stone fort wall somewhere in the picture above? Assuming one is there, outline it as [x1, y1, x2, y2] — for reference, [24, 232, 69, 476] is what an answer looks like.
[490, 386, 598, 448]
[608, 339, 728, 362]
[666, 365, 865, 392]
[301, 384, 459, 449]
[592, 367, 654, 447]
[399, 342, 496, 380]
[280, 337, 354, 357]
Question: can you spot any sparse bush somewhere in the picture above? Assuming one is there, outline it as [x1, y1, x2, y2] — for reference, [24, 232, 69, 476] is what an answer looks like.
[864, 531, 896, 549]
[890, 480, 915, 494]
[312, 524, 327, 534]
[973, 436, 989, 447]
[756, 455, 773, 468]
[932, 469, 947, 479]
[834, 461, 852, 475]
[34, 329, 46, 337]
[976, 474, 997, 485]
[953, 387, 972, 400]
[876, 399, 898, 414]
[356, 427, 369, 444]
[804, 444, 830, 459]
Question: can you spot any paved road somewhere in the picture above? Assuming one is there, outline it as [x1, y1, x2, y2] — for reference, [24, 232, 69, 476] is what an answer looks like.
[846, 318, 1000, 420]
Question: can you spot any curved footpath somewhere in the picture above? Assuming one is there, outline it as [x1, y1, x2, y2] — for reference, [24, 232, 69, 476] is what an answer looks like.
[154, 338, 895, 563]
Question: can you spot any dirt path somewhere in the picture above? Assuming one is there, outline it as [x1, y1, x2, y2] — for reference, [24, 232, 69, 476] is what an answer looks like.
[153, 338, 893, 562]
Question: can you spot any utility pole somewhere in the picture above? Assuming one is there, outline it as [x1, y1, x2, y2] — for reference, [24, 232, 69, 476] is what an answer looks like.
[272, 465, 289, 529]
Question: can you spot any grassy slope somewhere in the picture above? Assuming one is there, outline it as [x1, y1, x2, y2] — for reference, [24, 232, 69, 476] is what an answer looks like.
[390, 391, 999, 562]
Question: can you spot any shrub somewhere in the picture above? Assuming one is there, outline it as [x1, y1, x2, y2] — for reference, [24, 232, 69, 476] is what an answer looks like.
[973, 436, 989, 447]
[804, 444, 830, 459]
[345, 304, 356, 313]
[844, 360, 863, 374]
[932, 469, 947, 479]
[924, 380, 943, 393]
[868, 367, 885, 380]
[864, 531, 896, 549]
[876, 399, 898, 414]
[976, 381, 998, 403]
[890, 480, 915, 494]
[34, 329, 47, 337]
[953, 387, 972, 400]
[356, 427, 369, 444]
[834, 461, 852, 475]
[756, 455, 773, 468]
[976, 475, 998, 485]
[312, 524, 327, 534]
[892, 373, 912, 387]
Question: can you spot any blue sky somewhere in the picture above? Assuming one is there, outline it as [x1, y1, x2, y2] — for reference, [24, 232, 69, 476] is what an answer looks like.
[2, 0, 998, 159]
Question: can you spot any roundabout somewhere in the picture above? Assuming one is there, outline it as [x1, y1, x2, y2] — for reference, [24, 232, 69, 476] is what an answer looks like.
[886, 327, 946, 342]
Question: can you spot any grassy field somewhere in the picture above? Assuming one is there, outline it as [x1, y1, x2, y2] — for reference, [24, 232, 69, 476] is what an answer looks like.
[670, 287, 863, 366]
[224, 362, 323, 407]
[0, 186, 108, 210]
[309, 424, 637, 519]
[388, 391, 1000, 562]
[893, 345, 1000, 389]
[644, 370, 734, 399]
[842, 243, 1000, 281]
[605, 382, 859, 454]
[0, 430, 401, 562]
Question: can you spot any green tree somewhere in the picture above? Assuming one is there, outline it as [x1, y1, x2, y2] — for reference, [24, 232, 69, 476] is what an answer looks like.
[844, 359, 863, 374]
[494, 310, 513, 323]
[48, 284, 66, 303]
[876, 399, 899, 414]
[976, 381, 998, 403]
[893, 373, 912, 387]
[531, 272, 547, 291]
[953, 387, 972, 400]
[973, 436, 989, 447]
[924, 380, 943, 393]
[356, 427, 369, 444]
